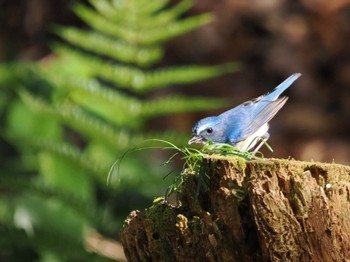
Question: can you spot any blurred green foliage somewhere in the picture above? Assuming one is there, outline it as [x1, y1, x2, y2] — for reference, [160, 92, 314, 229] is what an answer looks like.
[0, 0, 238, 260]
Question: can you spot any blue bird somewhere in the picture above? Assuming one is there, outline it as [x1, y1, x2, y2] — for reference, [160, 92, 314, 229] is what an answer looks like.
[189, 73, 301, 152]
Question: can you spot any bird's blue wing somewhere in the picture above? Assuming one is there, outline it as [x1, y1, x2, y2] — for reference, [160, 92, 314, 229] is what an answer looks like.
[222, 97, 287, 143]
[237, 97, 288, 140]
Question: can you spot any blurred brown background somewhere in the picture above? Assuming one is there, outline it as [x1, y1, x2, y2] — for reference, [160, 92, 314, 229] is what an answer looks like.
[2, 0, 350, 164]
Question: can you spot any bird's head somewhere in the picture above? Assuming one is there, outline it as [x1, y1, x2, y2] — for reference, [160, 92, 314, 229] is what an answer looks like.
[188, 116, 222, 145]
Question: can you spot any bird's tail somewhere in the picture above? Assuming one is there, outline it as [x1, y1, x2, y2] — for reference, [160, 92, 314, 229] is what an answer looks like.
[264, 73, 301, 101]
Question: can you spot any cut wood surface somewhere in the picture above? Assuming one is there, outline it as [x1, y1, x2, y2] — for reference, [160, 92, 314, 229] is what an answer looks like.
[121, 157, 350, 261]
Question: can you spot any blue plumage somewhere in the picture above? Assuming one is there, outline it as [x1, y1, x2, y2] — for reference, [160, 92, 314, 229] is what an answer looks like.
[189, 73, 301, 152]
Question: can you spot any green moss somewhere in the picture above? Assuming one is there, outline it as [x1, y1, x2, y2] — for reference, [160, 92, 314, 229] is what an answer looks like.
[146, 201, 178, 235]
[228, 157, 247, 173]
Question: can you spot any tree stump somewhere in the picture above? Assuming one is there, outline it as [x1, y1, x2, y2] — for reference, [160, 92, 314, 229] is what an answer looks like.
[120, 157, 350, 261]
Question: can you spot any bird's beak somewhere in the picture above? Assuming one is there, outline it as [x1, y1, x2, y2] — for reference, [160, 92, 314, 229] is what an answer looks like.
[188, 136, 203, 145]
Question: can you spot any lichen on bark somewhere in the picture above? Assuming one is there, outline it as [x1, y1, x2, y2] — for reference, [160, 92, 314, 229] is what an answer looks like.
[121, 157, 350, 261]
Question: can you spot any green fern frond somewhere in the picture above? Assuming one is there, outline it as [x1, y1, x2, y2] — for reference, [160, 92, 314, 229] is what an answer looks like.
[19, 90, 136, 148]
[136, 0, 193, 28]
[18, 89, 53, 114]
[90, 0, 170, 16]
[48, 76, 228, 124]
[95, 61, 239, 92]
[54, 27, 163, 67]
[53, 46, 239, 92]
[135, 63, 239, 92]
[48, 76, 144, 127]
[74, 3, 212, 45]
[29, 138, 108, 178]
[20, 90, 187, 149]
[124, 0, 170, 14]
[90, 0, 193, 29]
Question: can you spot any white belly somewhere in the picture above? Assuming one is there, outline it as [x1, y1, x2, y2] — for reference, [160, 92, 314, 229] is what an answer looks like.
[234, 124, 269, 151]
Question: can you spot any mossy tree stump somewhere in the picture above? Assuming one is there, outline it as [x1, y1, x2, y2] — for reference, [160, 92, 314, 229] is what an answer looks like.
[120, 157, 350, 261]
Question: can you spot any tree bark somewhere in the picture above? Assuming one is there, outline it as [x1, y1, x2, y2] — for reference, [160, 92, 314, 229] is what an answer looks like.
[120, 157, 350, 261]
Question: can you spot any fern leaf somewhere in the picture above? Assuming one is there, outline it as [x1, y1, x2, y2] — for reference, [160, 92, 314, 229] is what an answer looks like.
[138, 14, 213, 44]
[48, 76, 144, 127]
[54, 27, 163, 67]
[19, 90, 135, 148]
[126, 0, 170, 14]
[47, 76, 228, 124]
[142, 0, 193, 26]
[130, 0, 194, 29]
[90, 0, 170, 16]
[53, 46, 239, 92]
[74, 3, 212, 45]
[90, 0, 193, 29]
[25, 137, 108, 178]
[136, 63, 239, 92]
[19, 90, 187, 149]
[95, 61, 239, 92]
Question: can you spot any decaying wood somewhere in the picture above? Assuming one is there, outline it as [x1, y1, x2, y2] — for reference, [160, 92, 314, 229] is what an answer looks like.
[120, 157, 350, 261]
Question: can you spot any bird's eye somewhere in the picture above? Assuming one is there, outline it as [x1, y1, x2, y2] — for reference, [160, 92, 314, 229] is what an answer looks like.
[206, 128, 213, 134]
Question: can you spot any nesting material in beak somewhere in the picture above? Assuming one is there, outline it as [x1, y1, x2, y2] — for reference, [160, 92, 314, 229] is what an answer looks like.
[188, 136, 204, 145]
